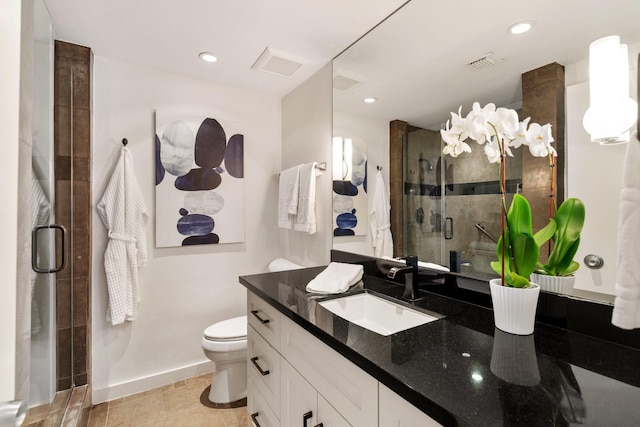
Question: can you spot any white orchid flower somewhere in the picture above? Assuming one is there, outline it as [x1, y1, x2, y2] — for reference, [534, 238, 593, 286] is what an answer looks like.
[489, 107, 519, 141]
[441, 122, 471, 157]
[526, 123, 557, 157]
[466, 102, 495, 144]
[484, 136, 513, 163]
[510, 117, 531, 148]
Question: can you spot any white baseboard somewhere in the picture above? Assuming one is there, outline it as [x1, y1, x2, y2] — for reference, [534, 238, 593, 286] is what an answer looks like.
[92, 360, 214, 404]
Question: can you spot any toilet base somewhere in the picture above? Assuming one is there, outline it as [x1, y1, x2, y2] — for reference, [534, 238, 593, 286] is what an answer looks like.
[208, 360, 247, 404]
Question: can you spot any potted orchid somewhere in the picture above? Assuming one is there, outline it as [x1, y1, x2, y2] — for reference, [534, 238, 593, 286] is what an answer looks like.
[441, 102, 558, 334]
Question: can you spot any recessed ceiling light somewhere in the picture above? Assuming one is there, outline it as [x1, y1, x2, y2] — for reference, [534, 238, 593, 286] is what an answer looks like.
[199, 52, 218, 63]
[364, 97, 377, 103]
[508, 20, 535, 35]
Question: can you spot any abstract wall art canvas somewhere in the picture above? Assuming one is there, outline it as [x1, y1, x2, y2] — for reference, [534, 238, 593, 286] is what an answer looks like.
[333, 142, 367, 237]
[155, 110, 244, 247]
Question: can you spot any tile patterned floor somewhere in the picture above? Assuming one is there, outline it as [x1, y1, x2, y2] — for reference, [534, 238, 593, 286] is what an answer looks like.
[87, 374, 248, 427]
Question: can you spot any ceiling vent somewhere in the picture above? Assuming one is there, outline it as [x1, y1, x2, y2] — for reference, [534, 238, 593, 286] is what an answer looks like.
[251, 47, 306, 78]
[465, 52, 504, 71]
[332, 70, 365, 92]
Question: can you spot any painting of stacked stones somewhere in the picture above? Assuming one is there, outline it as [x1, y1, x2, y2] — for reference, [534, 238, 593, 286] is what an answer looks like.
[155, 111, 244, 247]
[332, 143, 367, 237]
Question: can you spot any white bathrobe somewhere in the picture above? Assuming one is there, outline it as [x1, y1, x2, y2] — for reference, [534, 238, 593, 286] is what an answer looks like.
[97, 147, 148, 325]
[369, 169, 393, 258]
[612, 138, 640, 330]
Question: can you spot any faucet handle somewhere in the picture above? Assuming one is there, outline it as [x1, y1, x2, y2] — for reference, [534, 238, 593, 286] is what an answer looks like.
[402, 255, 418, 267]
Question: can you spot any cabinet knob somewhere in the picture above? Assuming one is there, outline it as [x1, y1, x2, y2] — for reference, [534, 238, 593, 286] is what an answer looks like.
[250, 356, 270, 376]
[251, 309, 270, 324]
[303, 411, 313, 427]
[250, 412, 262, 427]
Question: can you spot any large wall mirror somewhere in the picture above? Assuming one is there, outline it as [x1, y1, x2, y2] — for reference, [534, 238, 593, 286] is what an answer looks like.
[332, 0, 640, 304]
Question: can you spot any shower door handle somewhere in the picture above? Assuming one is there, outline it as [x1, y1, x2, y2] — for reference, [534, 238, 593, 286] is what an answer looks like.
[31, 224, 67, 274]
[444, 217, 453, 240]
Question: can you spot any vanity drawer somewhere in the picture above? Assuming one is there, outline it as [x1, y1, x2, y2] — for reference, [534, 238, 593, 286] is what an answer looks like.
[248, 377, 280, 427]
[247, 324, 281, 419]
[280, 315, 378, 427]
[248, 291, 281, 351]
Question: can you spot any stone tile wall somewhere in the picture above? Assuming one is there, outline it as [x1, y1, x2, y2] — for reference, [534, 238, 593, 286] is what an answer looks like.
[54, 40, 92, 390]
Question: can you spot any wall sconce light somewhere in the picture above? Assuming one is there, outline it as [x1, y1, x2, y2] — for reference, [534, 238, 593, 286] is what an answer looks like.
[583, 35, 638, 145]
[332, 136, 353, 181]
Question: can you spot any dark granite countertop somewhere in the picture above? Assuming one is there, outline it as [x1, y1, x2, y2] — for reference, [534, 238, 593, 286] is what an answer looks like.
[239, 266, 640, 427]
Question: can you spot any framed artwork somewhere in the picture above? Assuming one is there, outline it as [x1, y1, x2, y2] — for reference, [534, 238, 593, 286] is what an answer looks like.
[333, 139, 367, 236]
[155, 110, 244, 247]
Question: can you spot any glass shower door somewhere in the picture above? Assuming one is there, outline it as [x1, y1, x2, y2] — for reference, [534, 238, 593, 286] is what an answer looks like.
[30, 0, 59, 410]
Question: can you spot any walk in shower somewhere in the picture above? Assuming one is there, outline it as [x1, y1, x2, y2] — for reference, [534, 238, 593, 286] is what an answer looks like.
[401, 123, 522, 278]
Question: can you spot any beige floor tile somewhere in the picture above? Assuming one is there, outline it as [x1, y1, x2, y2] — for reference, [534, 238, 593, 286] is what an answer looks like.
[51, 390, 72, 412]
[158, 404, 227, 427]
[162, 380, 208, 413]
[42, 410, 64, 427]
[222, 407, 248, 427]
[87, 403, 108, 427]
[106, 394, 165, 427]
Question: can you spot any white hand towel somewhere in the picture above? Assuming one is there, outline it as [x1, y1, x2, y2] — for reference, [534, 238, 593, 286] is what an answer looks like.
[612, 138, 640, 330]
[268, 258, 304, 272]
[370, 169, 393, 258]
[294, 162, 318, 234]
[278, 164, 302, 229]
[306, 262, 364, 294]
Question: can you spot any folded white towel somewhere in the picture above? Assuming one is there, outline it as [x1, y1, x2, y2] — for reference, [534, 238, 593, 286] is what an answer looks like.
[612, 138, 640, 330]
[268, 258, 305, 272]
[306, 262, 364, 294]
[294, 162, 318, 234]
[278, 164, 302, 229]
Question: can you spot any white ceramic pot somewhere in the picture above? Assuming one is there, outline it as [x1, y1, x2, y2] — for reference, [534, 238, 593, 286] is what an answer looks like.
[530, 273, 575, 294]
[489, 278, 540, 335]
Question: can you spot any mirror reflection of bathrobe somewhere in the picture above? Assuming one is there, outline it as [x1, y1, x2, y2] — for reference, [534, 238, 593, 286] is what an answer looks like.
[370, 169, 393, 258]
[98, 147, 148, 325]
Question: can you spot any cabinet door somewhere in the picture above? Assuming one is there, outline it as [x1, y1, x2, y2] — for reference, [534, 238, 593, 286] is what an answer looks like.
[248, 324, 281, 418]
[281, 316, 378, 426]
[281, 360, 318, 427]
[379, 384, 442, 427]
[318, 395, 351, 427]
[248, 377, 280, 427]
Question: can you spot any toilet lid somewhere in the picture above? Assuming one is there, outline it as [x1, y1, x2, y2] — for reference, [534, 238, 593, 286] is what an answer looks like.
[204, 315, 247, 341]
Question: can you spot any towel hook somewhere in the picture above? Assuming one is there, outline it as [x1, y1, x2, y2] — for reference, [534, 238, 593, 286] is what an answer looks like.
[122, 138, 128, 147]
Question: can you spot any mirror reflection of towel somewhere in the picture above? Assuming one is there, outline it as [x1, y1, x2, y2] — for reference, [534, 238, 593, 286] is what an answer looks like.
[31, 170, 51, 335]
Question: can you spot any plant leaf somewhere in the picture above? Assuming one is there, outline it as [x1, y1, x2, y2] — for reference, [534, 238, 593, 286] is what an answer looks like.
[510, 272, 531, 288]
[534, 219, 556, 247]
[546, 198, 585, 276]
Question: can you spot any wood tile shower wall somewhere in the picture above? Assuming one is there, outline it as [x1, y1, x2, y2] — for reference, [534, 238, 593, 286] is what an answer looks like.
[54, 41, 92, 390]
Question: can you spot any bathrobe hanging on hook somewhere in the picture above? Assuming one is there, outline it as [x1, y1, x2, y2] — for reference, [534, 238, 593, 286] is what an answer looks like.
[98, 146, 148, 325]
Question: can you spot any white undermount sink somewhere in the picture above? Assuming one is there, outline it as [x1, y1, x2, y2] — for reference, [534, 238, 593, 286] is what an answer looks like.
[318, 293, 440, 336]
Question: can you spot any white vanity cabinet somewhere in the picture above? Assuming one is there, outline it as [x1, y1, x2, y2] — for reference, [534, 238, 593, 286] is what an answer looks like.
[379, 384, 442, 427]
[247, 291, 443, 427]
[281, 358, 351, 427]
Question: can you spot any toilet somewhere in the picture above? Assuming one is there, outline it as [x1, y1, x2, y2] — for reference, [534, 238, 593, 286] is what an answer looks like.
[201, 315, 248, 405]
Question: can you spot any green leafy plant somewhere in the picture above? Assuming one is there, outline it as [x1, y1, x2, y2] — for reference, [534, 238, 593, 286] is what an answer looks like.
[535, 197, 586, 277]
[490, 194, 556, 288]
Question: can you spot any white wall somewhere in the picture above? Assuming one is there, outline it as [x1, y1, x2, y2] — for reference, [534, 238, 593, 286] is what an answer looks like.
[0, 0, 22, 402]
[280, 64, 333, 266]
[92, 57, 282, 403]
[333, 109, 390, 256]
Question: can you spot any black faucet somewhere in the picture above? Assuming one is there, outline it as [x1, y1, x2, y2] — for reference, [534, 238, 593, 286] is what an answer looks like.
[387, 256, 420, 300]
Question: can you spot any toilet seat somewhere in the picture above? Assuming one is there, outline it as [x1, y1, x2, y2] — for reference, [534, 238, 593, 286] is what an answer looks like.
[204, 315, 247, 341]
[202, 315, 247, 353]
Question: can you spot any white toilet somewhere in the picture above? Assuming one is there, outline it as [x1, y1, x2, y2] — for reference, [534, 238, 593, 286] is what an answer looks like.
[201, 315, 248, 405]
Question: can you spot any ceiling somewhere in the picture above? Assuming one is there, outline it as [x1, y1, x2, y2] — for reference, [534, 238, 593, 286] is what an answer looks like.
[43, 0, 640, 126]
[44, 0, 409, 97]
[333, 0, 640, 129]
